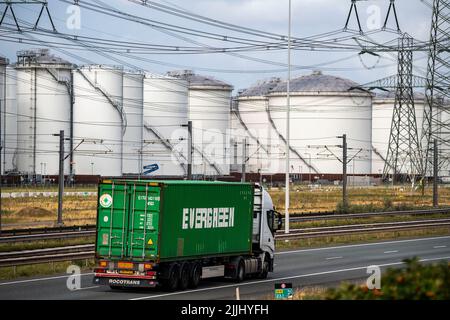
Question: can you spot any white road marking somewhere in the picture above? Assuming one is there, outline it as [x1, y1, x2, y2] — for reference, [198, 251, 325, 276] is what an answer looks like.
[433, 245, 447, 249]
[0, 273, 94, 286]
[276, 236, 450, 255]
[129, 255, 450, 300]
[325, 256, 343, 260]
[384, 250, 399, 254]
[73, 285, 99, 291]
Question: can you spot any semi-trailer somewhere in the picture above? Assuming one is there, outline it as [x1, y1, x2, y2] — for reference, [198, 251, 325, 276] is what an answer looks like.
[93, 180, 281, 291]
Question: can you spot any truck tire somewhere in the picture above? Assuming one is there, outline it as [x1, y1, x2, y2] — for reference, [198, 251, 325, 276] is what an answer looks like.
[188, 263, 201, 289]
[179, 262, 190, 291]
[236, 261, 245, 283]
[258, 259, 269, 279]
[162, 264, 180, 292]
[109, 285, 122, 290]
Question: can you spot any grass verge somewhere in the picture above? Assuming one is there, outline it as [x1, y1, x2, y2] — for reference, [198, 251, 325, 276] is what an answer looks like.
[0, 259, 95, 281]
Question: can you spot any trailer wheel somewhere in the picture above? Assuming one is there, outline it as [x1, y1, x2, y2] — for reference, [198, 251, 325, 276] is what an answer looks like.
[179, 263, 190, 291]
[236, 260, 245, 283]
[162, 264, 180, 292]
[189, 263, 201, 289]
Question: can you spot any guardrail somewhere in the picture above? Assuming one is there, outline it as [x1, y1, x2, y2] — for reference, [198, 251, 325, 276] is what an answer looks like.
[288, 207, 450, 222]
[276, 218, 450, 239]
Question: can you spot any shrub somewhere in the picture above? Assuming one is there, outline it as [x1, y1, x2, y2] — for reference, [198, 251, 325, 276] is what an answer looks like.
[325, 258, 450, 300]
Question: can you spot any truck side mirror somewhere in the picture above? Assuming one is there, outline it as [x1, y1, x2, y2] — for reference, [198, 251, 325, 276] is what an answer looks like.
[276, 212, 283, 230]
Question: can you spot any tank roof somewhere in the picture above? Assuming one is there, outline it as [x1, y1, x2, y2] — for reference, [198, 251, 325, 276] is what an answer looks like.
[16, 49, 72, 66]
[270, 71, 363, 94]
[166, 70, 233, 89]
[238, 77, 281, 97]
[374, 91, 426, 100]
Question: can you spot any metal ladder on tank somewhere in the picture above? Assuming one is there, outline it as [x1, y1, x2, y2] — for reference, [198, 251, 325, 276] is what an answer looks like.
[143, 123, 187, 174]
[45, 68, 72, 97]
[232, 102, 269, 154]
[265, 102, 319, 174]
[76, 69, 127, 135]
[144, 123, 223, 176]
[192, 144, 222, 176]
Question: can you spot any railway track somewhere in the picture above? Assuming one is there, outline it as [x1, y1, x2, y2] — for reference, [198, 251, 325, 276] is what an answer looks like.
[1, 216, 449, 267]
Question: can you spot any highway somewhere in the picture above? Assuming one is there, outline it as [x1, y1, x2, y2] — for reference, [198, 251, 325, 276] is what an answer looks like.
[0, 236, 449, 300]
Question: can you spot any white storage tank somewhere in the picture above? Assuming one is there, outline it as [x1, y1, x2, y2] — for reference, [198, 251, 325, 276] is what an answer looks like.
[237, 78, 281, 174]
[142, 74, 188, 177]
[268, 71, 373, 175]
[0, 58, 18, 174]
[168, 70, 233, 176]
[372, 92, 425, 175]
[73, 65, 124, 176]
[15, 49, 72, 175]
[122, 71, 144, 175]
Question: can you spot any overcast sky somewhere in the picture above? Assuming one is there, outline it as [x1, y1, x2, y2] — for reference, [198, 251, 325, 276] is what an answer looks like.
[0, 0, 433, 92]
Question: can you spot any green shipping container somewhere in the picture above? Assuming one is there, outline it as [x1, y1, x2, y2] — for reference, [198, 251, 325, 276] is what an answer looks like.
[95, 180, 254, 262]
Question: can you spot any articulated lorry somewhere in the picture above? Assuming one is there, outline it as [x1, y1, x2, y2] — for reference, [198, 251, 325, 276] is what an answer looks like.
[93, 180, 281, 291]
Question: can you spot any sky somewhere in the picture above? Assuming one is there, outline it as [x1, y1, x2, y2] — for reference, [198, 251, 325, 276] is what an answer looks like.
[0, 0, 434, 93]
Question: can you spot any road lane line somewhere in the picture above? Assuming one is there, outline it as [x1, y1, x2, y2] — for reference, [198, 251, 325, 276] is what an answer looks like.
[383, 250, 399, 254]
[130, 255, 450, 300]
[276, 236, 450, 255]
[73, 285, 99, 291]
[434, 245, 447, 249]
[0, 273, 94, 286]
[325, 256, 343, 260]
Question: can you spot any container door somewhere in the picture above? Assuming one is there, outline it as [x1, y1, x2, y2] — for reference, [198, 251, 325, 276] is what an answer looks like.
[96, 182, 130, 258]
[126, 184, 160, 260]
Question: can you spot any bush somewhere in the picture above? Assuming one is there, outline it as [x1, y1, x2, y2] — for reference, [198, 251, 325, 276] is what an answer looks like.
[382, 197, 393, 210]
[325, 258, 450, 300]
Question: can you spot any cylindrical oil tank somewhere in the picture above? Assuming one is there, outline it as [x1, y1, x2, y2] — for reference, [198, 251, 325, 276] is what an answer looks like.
[168, 70, 233, 176]
[15, 49, 72, 175]
[237, 78, 281, 174]
[142, 74, 188, 177]
[73, 65, 124, 176]
[122, 71, 144, 175]
[0, 58, 18, 174]
[372, 92, 425, 175]
[268, 71, 373, 175]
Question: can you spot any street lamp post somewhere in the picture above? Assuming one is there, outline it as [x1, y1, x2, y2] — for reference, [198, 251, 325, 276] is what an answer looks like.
[285, 0, 292, 235]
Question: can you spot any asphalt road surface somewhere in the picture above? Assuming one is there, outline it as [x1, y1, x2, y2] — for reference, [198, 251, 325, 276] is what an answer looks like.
[1, 236, 449, 300]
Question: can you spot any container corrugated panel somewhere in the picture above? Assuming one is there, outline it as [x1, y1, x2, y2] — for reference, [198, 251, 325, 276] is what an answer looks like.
[95, 180, 254, 262]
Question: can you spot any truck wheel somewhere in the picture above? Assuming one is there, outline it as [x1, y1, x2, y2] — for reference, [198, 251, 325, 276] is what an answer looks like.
[179, 263, 190, 291]
[109, 285, 122, 290]
[236, 261, 245, 283]
[163, 264, 180, 292]
[188, 263, 201, 289]
[258, 260, 269, 279]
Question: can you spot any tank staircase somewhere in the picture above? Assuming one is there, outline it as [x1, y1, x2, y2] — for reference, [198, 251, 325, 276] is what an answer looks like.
[231, 102, 269, 155]
[265, 105, 319, 174]
[76, 69, 127, 135]
[372, 145, 394, 173]
[45, 68, 72, 97]
[192, 145, 223, 176]
[143, 123, 187, 174]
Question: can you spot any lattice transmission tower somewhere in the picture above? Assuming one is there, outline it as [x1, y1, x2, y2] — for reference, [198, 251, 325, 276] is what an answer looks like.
[382, 33, 423, 183]
[421, 0, 450, 178]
